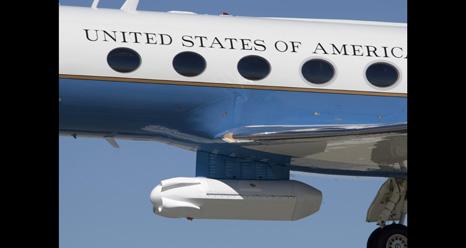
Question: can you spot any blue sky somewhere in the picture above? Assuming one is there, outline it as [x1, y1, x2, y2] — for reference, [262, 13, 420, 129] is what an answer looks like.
[59, 1, 406, 248]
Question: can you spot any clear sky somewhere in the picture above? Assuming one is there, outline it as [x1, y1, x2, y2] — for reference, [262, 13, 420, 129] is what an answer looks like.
[59, 1, 406, 248]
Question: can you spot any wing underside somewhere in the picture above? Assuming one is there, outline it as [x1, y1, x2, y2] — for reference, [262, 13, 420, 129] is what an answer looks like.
[217, 123, 407, 178]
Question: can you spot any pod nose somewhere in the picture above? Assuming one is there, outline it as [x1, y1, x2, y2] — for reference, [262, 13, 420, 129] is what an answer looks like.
[150, 185, 162, 213]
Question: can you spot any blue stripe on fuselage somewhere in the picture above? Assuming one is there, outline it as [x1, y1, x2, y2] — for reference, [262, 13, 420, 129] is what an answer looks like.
[59, 78, 406, 145]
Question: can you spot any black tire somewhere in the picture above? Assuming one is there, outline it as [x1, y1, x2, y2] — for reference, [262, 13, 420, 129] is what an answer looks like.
[367, 227, 383, 248]
[375, 224, 407, 248]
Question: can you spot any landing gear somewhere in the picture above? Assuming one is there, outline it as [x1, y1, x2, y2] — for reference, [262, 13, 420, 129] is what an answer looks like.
[366, 177, 407, 248]
[367, 223, 407, 248]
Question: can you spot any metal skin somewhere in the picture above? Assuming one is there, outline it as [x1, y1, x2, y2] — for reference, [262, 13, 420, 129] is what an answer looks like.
[60, 6, 406, 94]
[149, 177, 322, 220]
[59, 6, 407, 177]
[59, 77, 406, 177]
[59, 3, 407, 246]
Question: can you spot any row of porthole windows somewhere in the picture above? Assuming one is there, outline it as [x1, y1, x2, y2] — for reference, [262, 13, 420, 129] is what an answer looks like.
[106, 47, 400, 88]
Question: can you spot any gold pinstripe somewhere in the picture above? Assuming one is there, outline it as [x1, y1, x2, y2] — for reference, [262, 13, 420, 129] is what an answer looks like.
[59, 74, 407, 97]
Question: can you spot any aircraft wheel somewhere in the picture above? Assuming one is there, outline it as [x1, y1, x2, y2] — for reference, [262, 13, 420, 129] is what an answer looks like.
[367, 227, 382, 248]
[375, 224, 407, 248]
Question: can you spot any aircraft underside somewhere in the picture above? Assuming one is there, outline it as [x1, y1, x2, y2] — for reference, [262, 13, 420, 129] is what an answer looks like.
[59, 1, 407, 246]
[59, 77, 407, 248]
[59, 78, 407, 177]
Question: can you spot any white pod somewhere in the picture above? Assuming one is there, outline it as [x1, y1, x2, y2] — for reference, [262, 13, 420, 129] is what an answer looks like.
[150, 177, 322, 221]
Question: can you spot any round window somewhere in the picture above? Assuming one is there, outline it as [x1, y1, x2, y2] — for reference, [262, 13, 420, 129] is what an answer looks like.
[173, 51, 206, 77]
[237, 55, 271, 81]
[107, 47, 141, 73]
[301, 59, 335, 84]
[366, 62, 399, 87]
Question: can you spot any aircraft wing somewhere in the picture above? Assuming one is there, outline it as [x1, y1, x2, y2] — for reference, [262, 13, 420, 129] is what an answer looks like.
[221, 123, 406, 143]
[215, 123, 407, 178]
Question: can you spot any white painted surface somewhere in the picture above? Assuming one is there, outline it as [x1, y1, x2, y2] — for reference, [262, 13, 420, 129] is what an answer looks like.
[150, 177, 322, 220]
[59, 6, 406, 94]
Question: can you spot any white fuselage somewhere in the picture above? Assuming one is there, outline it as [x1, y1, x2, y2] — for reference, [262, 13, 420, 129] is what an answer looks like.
[59, 6, 407, 178]
[60, 6, 406, 96]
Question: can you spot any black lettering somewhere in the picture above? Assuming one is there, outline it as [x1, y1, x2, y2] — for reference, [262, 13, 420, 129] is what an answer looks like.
[253, 39, 266, 51]
[209, 37, 225, 49]
[366, 45, 379, 57]
[382, 46, 389, 58]
[240, 39, 253, 50]
[160, 34, 172, 45]
[102, 30, 117, 42]
[391, 47, 404, 58]
[331, 44, 348, 55]
[182, 35, 194, 47]
[120, 31, 128, 43]
[351, 45, 363, 56]
[274, 40, 288, 52]
[145, 33, 158, 44]
[224, 38, 238, 49]
[84, 29, 98, 42]
[313, 43, 328, 54]
[195, 36, 208, 47]
[129, 32, 142, 43]
[290, 41, 301, 53]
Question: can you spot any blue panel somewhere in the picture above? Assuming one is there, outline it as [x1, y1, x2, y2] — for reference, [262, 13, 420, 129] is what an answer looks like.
[59, 78, 406, 177]
[196, 151, 290, 180]
[59, 78, 407, 140]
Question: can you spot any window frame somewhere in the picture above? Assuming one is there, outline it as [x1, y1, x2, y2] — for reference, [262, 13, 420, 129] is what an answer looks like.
[106, 47, 142, 73]
[364, 61, 401, 89]
[172, 51, 207, 77]
[300, 57, 336, 86]
[237, 55, 272, 81]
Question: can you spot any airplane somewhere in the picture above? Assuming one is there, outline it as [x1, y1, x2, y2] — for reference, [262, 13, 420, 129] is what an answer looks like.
[59, 1, 407, 247]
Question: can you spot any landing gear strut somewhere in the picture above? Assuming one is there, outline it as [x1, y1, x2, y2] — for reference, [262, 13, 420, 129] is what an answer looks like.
[366, 178, 407, 248]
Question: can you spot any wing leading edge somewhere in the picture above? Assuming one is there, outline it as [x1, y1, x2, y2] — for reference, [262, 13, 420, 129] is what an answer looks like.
[218, 123, 407, 178]
[221, 123, 406, 143]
